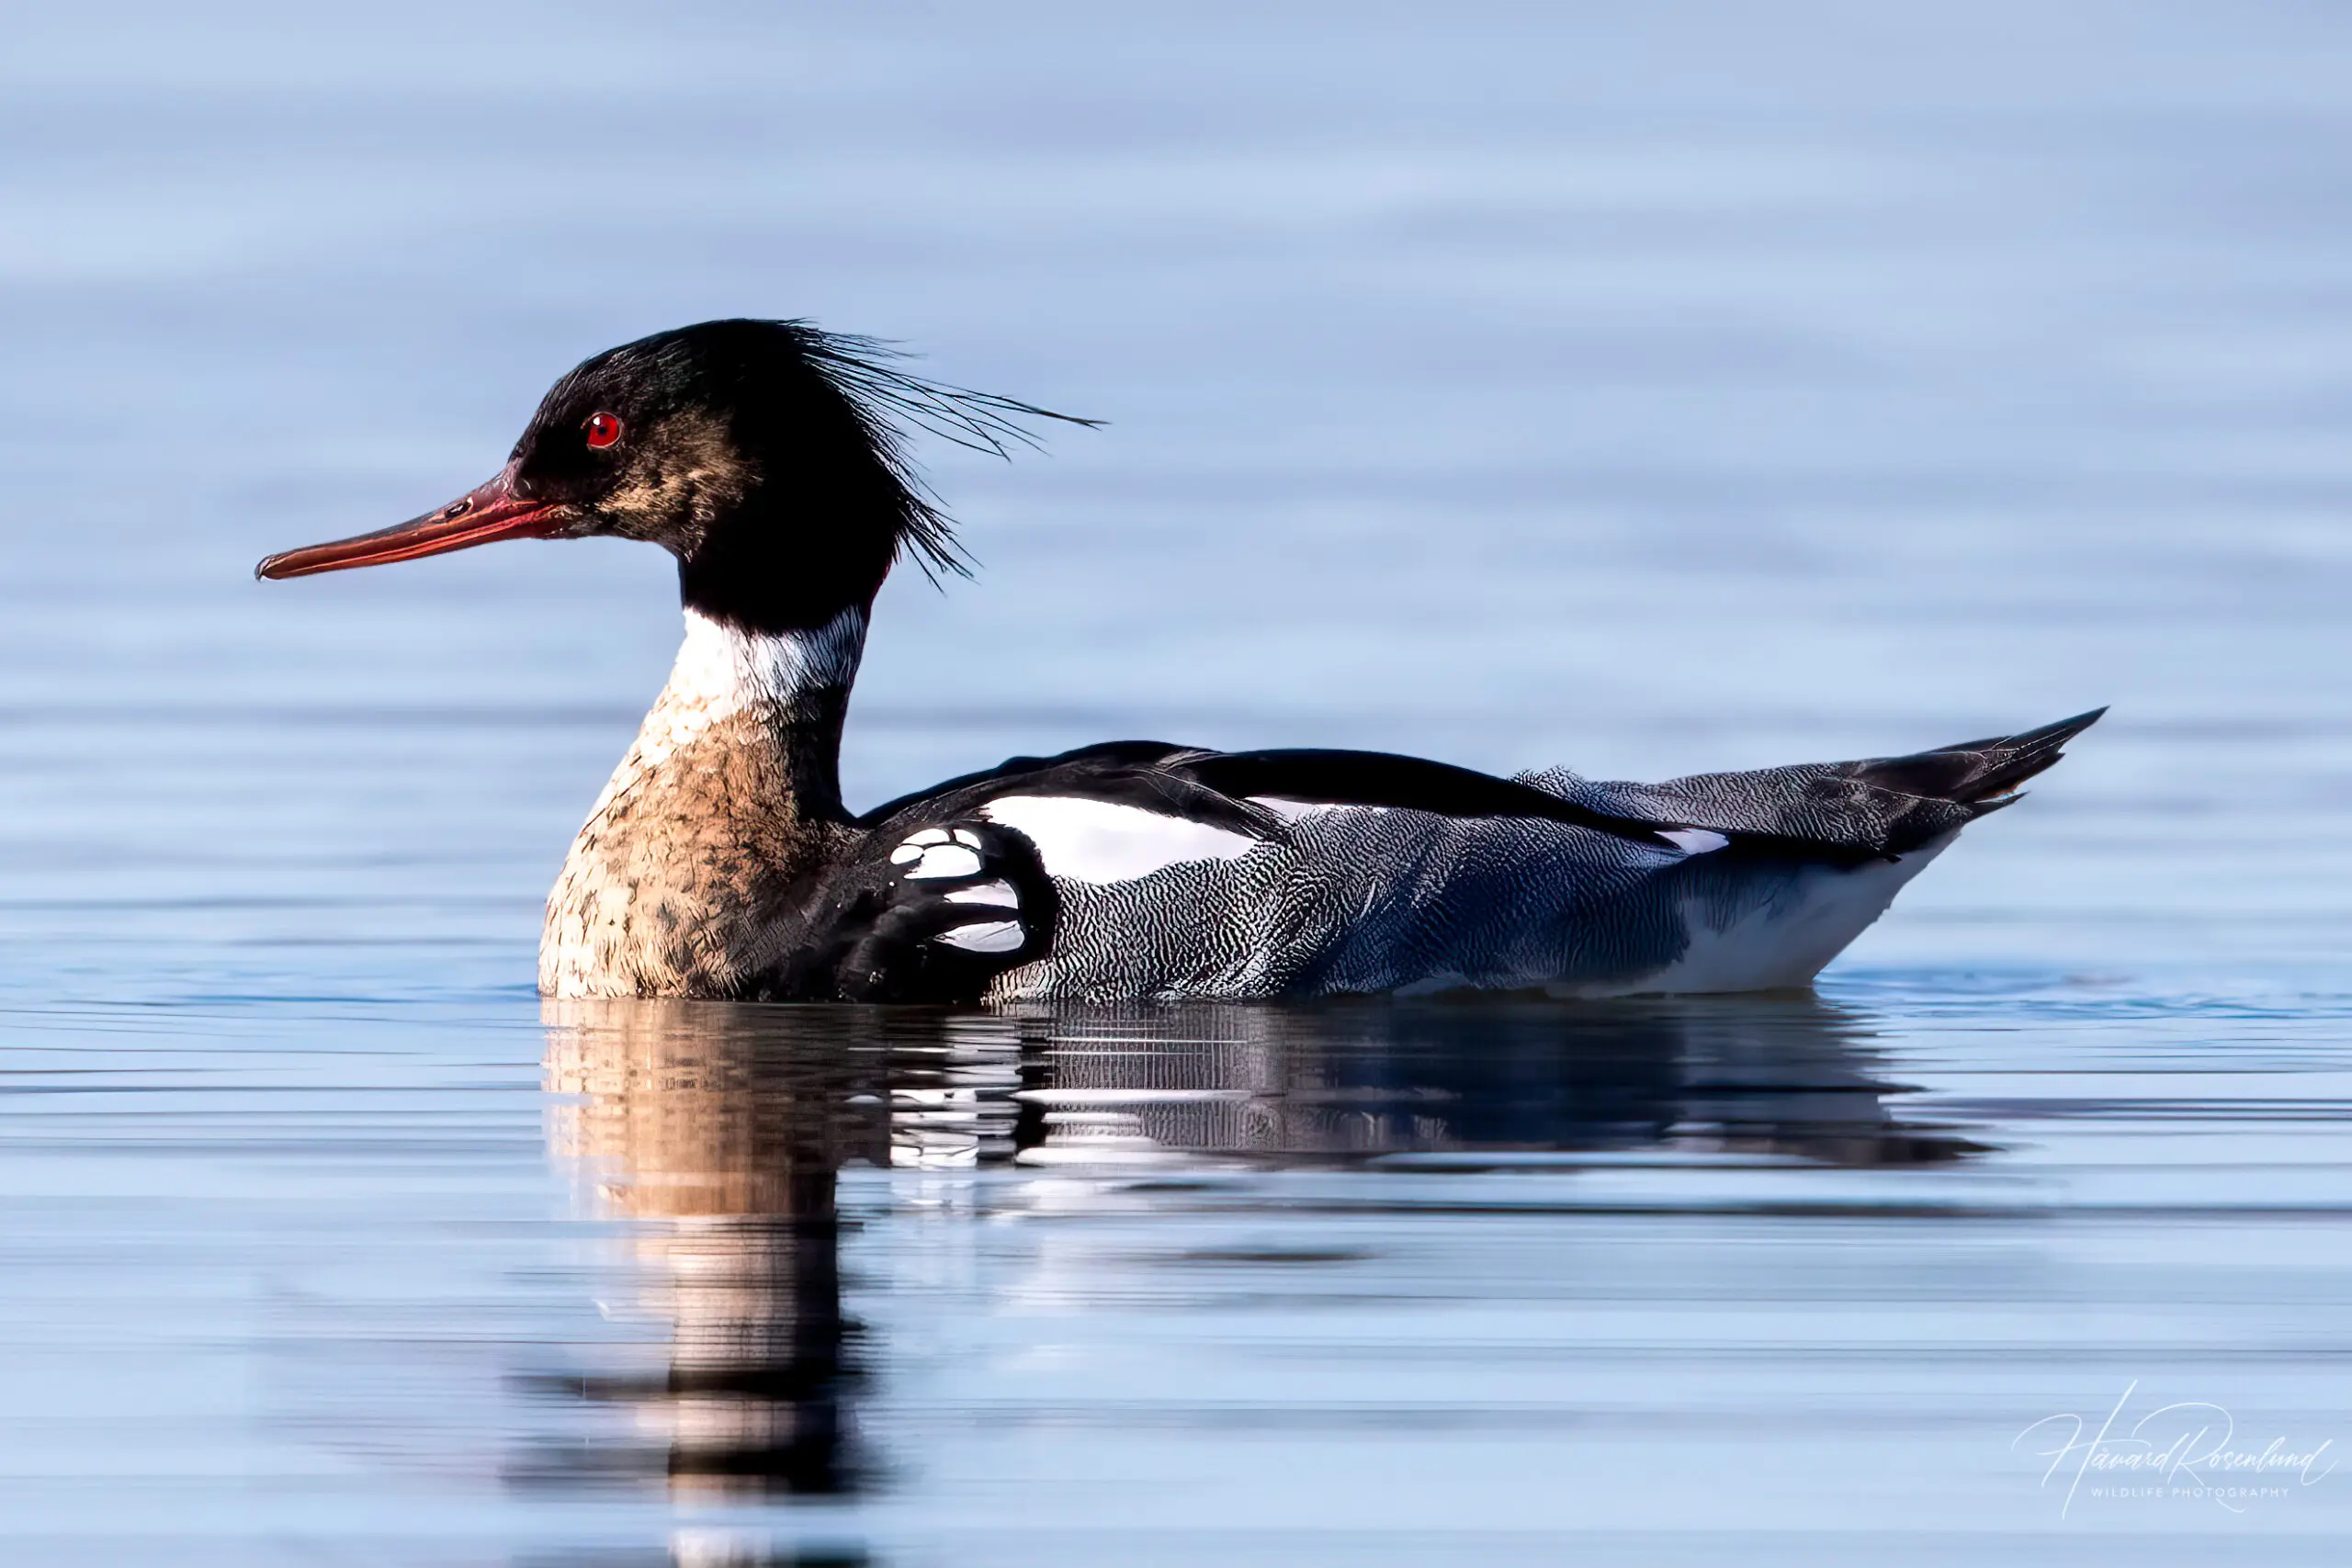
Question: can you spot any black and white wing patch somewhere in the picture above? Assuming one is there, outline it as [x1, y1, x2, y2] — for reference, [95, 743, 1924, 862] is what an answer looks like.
[889, 827, 1029, 953]
[800, 819, 1058, 1003]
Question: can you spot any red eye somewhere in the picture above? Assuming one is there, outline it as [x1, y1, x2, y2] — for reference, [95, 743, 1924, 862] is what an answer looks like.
[584, 412, 623, 449]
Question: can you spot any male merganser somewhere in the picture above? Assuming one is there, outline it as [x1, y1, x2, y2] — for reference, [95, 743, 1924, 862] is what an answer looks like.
[258, 320, 2100, 1004]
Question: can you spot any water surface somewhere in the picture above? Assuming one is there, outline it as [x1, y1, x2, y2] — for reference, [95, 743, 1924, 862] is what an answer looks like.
[3, 3, 2350, 1562]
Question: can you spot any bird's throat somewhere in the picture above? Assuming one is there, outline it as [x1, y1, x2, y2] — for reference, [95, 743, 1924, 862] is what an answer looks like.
[653, 605, 867, 815]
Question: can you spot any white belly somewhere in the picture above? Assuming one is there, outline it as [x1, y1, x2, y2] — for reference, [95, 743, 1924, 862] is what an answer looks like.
[1571, 833, 1954, 997]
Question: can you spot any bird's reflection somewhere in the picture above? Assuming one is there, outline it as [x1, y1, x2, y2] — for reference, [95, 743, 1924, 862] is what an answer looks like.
[535, 992, 1977, 1496]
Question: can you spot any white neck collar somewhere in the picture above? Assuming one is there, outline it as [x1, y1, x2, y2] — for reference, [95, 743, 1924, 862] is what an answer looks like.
[662, 605, 868, 718]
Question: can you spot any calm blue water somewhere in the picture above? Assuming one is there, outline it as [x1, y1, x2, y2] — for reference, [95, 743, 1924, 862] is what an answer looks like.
[3, 4, 2350, 1562]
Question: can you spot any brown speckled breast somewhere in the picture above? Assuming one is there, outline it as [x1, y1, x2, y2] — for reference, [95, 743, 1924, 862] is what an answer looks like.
[539, 608, 865, 998]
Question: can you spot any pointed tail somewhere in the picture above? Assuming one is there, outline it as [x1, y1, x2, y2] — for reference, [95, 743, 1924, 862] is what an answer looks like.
[1551, 707, 2108, 862]
[1848, 707, 2107, 820]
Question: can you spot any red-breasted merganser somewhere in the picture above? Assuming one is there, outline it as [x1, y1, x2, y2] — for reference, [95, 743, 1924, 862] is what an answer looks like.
[258, 320, 2100, 1004]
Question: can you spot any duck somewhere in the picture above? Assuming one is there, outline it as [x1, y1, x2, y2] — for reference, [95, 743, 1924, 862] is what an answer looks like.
[258, 319, 2101, 1005]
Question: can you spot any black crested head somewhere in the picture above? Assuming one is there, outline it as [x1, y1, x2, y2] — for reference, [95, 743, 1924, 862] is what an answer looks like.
[254, 318, 1094, 633]
[510, 319, 1094, 633]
